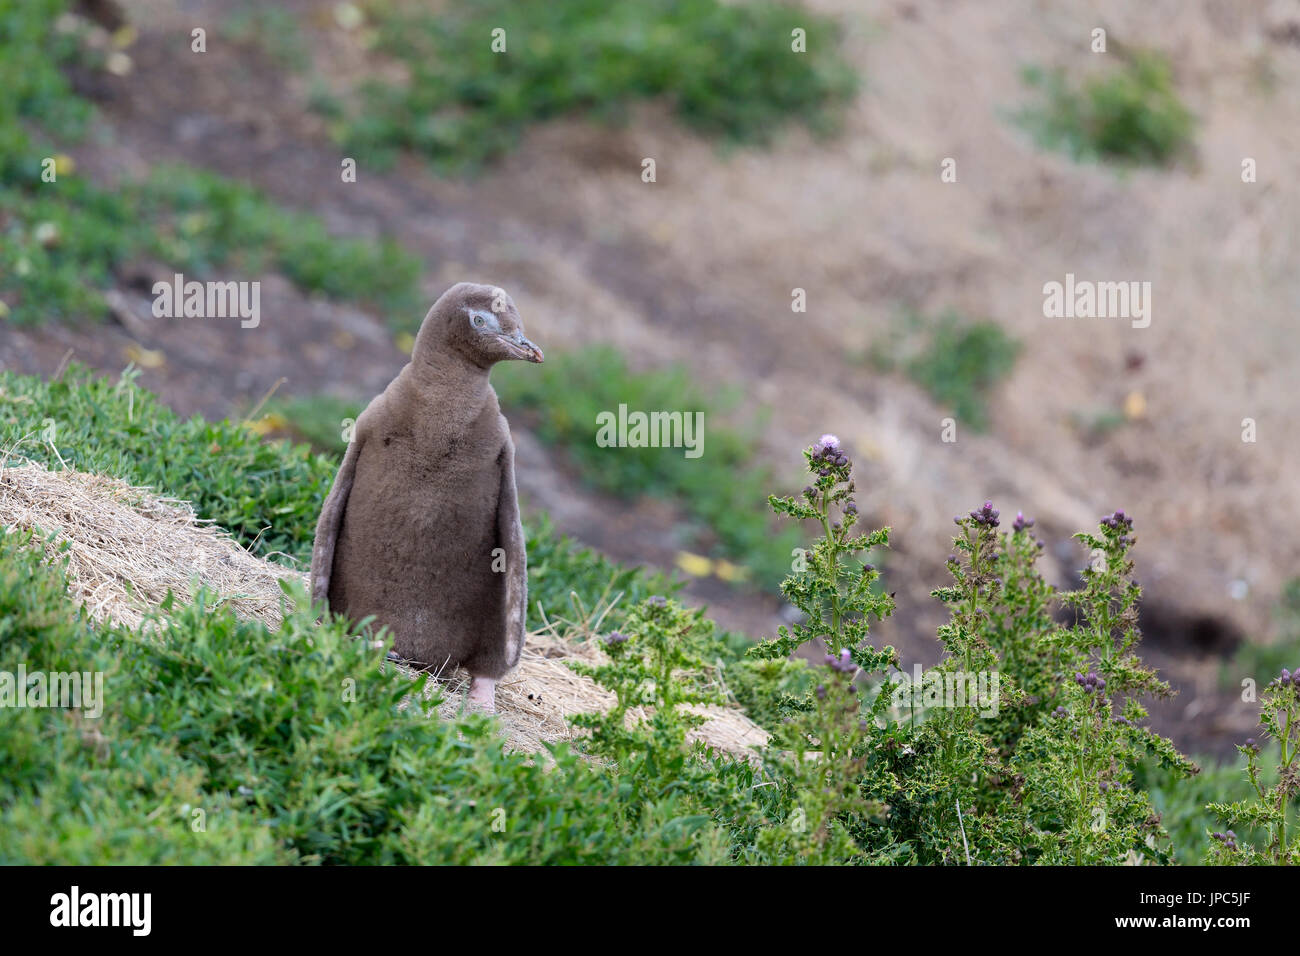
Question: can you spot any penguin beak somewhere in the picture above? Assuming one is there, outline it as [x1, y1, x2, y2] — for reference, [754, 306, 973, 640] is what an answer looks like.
[502, 333, 544, 364]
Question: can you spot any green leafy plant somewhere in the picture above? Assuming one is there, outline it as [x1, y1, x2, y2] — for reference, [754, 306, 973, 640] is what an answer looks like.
[750, 437, 1203, 865]
[982, 512, 1059, 753]
[1206, 671, 1300, 864]
[1012, 510, 1199, 864]
[756, 651, 885, 864]
[569, 596, 720, 764]
[748, 435, 896, 668]
[746, 437, 916, 862]
[1018, 52, 1195, 166]
[869, 311, 1020, 432]
[341, 0, 858, 172]
[566, 596, 767, 861]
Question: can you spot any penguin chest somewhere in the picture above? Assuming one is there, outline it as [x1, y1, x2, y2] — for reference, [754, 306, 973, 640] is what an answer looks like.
[337, 431, 503, 603]
[364, 434, 498, 541]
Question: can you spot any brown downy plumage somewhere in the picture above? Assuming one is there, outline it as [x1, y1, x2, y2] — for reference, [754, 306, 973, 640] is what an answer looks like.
[309, 282, 543, 711]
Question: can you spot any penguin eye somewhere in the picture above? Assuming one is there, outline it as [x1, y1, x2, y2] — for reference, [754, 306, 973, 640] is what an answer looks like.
[470, 313, 487, 329]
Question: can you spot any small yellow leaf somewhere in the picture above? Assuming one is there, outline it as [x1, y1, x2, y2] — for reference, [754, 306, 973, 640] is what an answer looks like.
[394, 331, 415, 354]
[247, 413, 289, 436]
[53, 154, 76, 177]
[1123, 390, 1146, 421]
[124, 344, 165, 369]
[675, 551, 714, 578]
[714, 559, 749, 583]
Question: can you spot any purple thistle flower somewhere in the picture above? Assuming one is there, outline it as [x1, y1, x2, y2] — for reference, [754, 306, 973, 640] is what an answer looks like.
[823, 648, 857, 675]
[968, 500, 1001, 528]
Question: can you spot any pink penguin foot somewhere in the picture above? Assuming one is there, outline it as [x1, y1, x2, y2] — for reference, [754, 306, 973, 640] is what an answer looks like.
[467, 676, 497, 714]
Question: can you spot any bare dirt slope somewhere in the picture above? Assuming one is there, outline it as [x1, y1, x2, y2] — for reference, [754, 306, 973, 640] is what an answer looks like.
[6, 0, 1298, 753]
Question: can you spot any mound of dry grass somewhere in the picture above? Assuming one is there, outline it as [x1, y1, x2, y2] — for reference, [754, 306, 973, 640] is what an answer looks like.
[0, 458, 768, 758]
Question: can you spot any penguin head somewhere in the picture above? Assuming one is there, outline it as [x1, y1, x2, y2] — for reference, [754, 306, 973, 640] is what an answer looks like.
[417, 282, 544, 370]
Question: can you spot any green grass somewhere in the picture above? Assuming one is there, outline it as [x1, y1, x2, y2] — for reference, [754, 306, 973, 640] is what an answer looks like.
[1, 164, 423, 326]
[0, 534, 733, 864]
[263, 394, 365, 454]
[341, 0, 858, 172]
[0, 0, 422, 325]
[869, 310, 1020, 432]
[0, 0, 90, 155]
[1018, 52, 1195, 166]
[223, 2, 310, 71]
[1138, 755, 1279, 865]
[493, 344, 804, 589]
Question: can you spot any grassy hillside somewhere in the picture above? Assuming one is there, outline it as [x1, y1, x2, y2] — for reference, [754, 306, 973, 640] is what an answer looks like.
[2, 369, 1294, 865]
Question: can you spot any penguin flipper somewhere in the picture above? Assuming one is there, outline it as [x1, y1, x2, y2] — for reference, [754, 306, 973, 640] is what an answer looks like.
[495, 435, 528, 669]
[310, 430, 363, 607]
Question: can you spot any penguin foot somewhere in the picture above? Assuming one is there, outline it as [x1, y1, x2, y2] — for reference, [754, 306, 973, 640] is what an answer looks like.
[466, 676, 497, 714]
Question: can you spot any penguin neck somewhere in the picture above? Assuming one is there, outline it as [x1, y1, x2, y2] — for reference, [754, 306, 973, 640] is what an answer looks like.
[407, 346, 493, 408]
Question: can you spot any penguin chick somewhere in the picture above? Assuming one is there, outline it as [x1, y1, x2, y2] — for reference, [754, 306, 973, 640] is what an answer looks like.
[310, 282, 543, 713]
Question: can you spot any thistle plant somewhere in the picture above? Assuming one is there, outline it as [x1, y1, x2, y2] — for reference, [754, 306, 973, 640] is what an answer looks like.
[569, 595, 722, 766]
[1207, 670, 1300, 864]
[888, 502, 1025, 864]
[1013, 511, 1198, 864]
[984, 511, 1059, 752]
[932, 501, 1012, 687]
[748, 434, 897, 672]
[758, 650, 879, 864]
